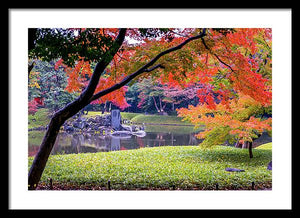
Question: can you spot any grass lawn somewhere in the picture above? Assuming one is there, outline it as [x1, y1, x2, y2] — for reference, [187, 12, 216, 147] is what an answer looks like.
[255, 142, 272, 150]
[122, 113, 203, 133]
[83, 111, 191, 125]
[120, 112, 140, 120]
[130, 113, 191, 125]
[28, 143, 272, 190]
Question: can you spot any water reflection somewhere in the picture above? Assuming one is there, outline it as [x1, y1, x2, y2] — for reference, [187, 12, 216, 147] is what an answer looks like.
[28, 131, 202, 156]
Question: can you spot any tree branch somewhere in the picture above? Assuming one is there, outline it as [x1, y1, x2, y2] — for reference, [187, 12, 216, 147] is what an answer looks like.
[28, 61, 35, 78]
[201, 37, 235, 73]
[54, 28, 127, 121]
[28, 28, 128, 189]
[89, 28, 207, 102]
[80, 28, 127, 101]
[152, 96, 160, 112]
[145, 64, 165, 72]
[213, 53, 235, 73]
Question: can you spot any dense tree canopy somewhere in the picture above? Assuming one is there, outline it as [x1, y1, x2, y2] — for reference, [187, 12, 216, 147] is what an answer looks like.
[28, 28, 272, 189]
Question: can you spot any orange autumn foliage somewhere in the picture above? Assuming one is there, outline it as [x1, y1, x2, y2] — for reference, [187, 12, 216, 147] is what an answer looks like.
[178, 93, 272, 146]
[56, 28, 272, 135]
[55, 56, 130, 110]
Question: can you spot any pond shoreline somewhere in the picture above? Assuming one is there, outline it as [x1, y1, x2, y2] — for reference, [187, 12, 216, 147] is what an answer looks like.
[132, 122, 196, 127]
[28, 122, 197, 132]
[28, 130, 202, 157]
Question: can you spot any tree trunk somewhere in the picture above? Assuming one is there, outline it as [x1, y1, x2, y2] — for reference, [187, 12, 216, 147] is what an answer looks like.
[159, 96, 164, 112]
[28, 94, 93, 189]
[152, 96, 160, 113]
[249, 141, 253, 158]
[104, 101, 107, 113]
[235, 139, 242, 148]
[28, 28, 127, 189]
[108, 102, 112, 112]
[28, 28, 37, 78]
[242, 141, 249, 149]
[28, 113, 64, 189]
[28, 62, 35, 78]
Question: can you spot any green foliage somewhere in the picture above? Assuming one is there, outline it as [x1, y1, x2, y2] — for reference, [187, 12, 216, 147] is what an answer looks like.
[43, 87, 77, 112]
[28, 130, 46, 146]
[29, 60, 78, 112]
[200, 126, 235, 148]
[28, 144, 272, 190]
[124, 83, 142, 113]
[29, 28, 115, 67]
[135, 77, 165, 112]
[28, 108, 51, 129]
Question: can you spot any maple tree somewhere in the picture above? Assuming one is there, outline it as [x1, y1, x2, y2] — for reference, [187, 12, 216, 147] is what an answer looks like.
[134, 77, 201, 113]
[28, 99, 38, 115]
[55, 57, 130, 110]
[135, 77, 168, 113]
[174, 28, 272, 158]
[28, 28, 207, 189]
[111, 27, 272, 157]
[28, 70, 41, 114]
[177, 93, 272, 157]
[28, 28, 272, 189]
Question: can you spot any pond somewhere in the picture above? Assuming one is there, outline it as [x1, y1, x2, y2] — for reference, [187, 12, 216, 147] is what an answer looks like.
[28, 125, 203, 157]
[28, 124, 271, 157]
